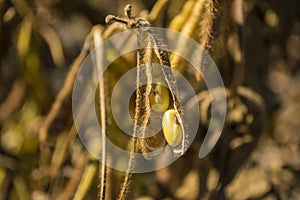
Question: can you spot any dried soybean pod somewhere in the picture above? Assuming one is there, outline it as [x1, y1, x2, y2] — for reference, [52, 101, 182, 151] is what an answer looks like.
[162, 109, 183, 147]
[142, 130, 166, 160]
[144, 131, 166, 150]
[104, 5, 161, 199]
[148, 33, 186, 154]
[150, 83, 170, 113]
[168, 0, 196, 31]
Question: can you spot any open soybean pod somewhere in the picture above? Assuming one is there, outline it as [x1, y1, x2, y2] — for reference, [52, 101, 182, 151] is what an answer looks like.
[144, 131, 166, 150]
[150, 83, 170, 113]
[141, 130, 167, 160]
[145, 30, 186, 154]
[162, 109, 183, 147]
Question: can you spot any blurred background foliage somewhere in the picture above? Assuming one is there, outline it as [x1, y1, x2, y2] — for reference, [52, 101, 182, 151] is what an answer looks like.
[0, 0, 300, 199]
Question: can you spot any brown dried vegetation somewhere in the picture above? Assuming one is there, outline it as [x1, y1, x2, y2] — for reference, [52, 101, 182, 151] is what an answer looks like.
[0, 0, 300, 199]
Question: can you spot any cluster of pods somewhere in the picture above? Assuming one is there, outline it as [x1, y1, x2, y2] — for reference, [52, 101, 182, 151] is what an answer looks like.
[144, 83, 183, 152]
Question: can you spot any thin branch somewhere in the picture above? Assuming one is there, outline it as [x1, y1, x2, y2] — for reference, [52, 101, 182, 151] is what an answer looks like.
[38, 25, 66, 68]
[118, 30, 142, 200]
[39, 32, 92, 144]
[50, 125, 77, 178]
[0, 79, 26, 124]
[73, 160, 98, 200]
[92, 25, 108, 200]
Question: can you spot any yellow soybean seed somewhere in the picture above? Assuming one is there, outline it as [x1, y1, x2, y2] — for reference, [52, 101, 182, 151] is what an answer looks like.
[162, 109, 183, 147]
[150, 83, 170, 113]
